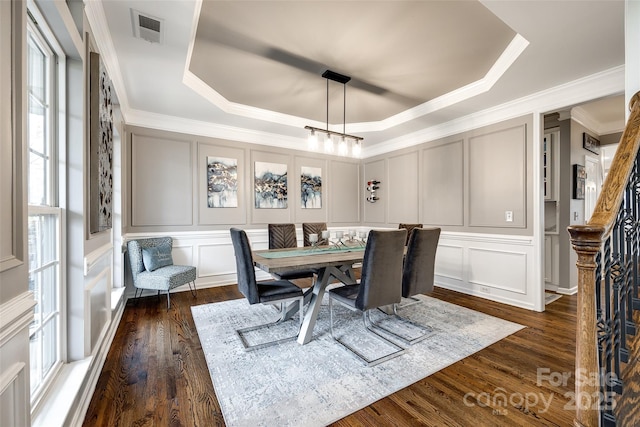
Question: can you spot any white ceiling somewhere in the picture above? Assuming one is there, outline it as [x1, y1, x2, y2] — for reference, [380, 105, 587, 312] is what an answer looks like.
[95, 0, 626, 152]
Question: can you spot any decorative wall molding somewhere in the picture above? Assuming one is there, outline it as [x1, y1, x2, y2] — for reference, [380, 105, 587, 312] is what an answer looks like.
[0, 292, 36, 348]
[435, 232, 539, 311]
[0, 362, 28, 427]
[122, 229, 539, 310]
[84, 243, 113, 275]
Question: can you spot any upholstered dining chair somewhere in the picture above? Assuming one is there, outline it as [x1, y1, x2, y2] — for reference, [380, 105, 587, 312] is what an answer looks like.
[127, 237, 197, 310]
[328, 229, 407, 366]
[230, 228, 304, 351]
[398, 223, 423, 245]
[268, 223, 316, 283]
[302, 222, 328, 247]
[376, 227, 441, 345]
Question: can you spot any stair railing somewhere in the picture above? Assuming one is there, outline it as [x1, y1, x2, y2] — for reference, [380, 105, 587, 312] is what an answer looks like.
[568, 91, 640, 427]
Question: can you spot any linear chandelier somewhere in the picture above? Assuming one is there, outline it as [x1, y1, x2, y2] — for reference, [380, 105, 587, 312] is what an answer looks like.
[305, 70, 363, 157]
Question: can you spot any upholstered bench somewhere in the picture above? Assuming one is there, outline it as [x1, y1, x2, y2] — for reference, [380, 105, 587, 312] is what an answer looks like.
[127, 237, 196, 309]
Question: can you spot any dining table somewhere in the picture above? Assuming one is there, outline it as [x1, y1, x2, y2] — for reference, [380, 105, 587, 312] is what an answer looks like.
[252, 243, 366, 345]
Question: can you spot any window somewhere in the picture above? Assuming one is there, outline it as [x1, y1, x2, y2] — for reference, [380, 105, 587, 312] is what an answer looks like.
[27, 17, 63, 405]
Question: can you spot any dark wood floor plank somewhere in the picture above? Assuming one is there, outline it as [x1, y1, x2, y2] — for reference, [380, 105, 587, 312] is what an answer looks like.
[83, 286, 579, 426]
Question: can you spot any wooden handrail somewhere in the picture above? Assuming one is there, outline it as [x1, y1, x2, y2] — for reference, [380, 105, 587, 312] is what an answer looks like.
[568, 91, 640, 427]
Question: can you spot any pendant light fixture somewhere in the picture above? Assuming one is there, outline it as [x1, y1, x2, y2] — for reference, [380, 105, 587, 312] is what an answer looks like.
[305, 70, 363, 157]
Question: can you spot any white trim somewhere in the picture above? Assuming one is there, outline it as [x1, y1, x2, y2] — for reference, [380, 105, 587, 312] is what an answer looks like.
[83, 243, 113, 276]
[557, 286, 578, 296]
[0, 292, 36, 348]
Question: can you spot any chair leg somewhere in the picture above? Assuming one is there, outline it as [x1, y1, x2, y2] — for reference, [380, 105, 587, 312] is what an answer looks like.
[236, 297, 304, 351]
[367, 303, 434, 346]
[166, 290, 171, 310]
[134, 287, 142, 303]
[188, 280, 197, 298]
[328, 297, 406, 367]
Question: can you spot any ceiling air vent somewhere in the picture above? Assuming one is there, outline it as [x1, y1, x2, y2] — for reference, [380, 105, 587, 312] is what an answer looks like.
[131, 9, 163, 44]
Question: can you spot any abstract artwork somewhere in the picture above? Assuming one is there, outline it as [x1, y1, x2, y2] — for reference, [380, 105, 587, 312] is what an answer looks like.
[89, 52, 113, 234]
[207, 156, 238, 208]
[301, 166, 322, 209]
[255, 162, 287, 209]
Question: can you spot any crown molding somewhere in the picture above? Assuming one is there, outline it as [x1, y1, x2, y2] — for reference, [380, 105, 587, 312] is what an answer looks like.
[84, 0, 131, 113]
[362, 65, 624, 158]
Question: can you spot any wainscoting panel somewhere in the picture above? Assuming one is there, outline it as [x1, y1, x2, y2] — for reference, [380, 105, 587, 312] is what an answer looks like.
[0, 362, 28, 427]
[0, 292, 34, 427]
[83, 246, 113, 357]
[435, 232, 537, 310]
[434, 244, 464, 281]
[124, 230, 538, 310]
[468, 247, 527, 294]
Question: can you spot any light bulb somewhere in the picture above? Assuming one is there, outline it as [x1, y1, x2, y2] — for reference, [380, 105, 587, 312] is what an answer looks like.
[307, 129, 318, 150]
[324, 134, 334, 153]
[338, 136, 348, 155]
[352, 140, 362, 157]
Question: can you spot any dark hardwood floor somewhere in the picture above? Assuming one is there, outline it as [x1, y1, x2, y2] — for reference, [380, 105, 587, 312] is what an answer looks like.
[83, 284, 577, 426]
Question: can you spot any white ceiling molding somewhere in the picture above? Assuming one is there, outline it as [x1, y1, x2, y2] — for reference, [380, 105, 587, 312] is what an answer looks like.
[349, 34, 530, 133]
[125, 66, 624, 160]
[125, 109, 306, 152]
[84, 0, 131, 116]
[362, 66, 624, 158]
[571, 107, 625, 135]
[183, 1, 529, 135]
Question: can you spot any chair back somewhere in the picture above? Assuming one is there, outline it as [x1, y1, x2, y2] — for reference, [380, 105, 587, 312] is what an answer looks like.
[402, 227, 441, 298]
[229, 228, 260, 304]
[268, 223, 298, 249]
[127, 237, 173, 283]
[302, 222, 327, 246]
[399, 223, 423, 245]
[356, 229, 407, 311]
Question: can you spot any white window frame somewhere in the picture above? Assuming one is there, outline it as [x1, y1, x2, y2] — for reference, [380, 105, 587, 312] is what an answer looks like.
[26, 3, 67, 412]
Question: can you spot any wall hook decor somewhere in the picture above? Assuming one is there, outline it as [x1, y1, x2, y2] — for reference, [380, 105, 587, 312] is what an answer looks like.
[366, 180, 380, 203]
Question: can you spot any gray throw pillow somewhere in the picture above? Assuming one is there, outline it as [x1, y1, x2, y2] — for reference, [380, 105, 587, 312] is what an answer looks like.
[142, 241, 173, 271]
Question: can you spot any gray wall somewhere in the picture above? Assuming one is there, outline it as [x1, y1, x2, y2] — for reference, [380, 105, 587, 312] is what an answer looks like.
[362, 115, 534, 235]
[124, 126, 361, 232]
[126, 116, 533, 236]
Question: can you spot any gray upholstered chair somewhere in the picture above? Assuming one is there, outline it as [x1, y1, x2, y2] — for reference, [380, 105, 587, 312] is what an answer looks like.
[302, 222, 328, 246]
[268, 223, 316, 282]
[127, 237, 197, 309]
[378, 227, 441, 345]
[399, 223, 423, 245]
[328, 229, 407, 366]
[401, 227, 440, 302]
[230, 228, 304, 351]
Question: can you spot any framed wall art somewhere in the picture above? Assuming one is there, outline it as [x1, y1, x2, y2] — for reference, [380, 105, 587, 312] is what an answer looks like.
[300, 166, 321, 209]
[89, 51, 114, 234]
[207, 156, 238, 208]
[583, 132, 600, 155]
[255, 161, 288, 209]
[573, 163, 586, 200]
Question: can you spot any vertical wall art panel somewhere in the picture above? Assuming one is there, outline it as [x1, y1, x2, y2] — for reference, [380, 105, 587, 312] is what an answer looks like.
[300, 166, 321, 209]
[89, 52, 113, 234]
[254, 161, 287, 209]
[207, 156, 238, 208]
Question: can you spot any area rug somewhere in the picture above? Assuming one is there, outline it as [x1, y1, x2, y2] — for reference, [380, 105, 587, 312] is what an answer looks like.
[191, 294, 524, 427]
[545, 292, 562, 305]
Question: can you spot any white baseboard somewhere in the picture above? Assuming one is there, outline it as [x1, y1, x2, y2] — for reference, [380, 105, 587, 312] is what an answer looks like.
[557, 286, 578, 295]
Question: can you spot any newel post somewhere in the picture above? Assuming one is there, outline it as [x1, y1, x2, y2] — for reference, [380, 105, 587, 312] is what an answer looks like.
[567, 224, 606, 427]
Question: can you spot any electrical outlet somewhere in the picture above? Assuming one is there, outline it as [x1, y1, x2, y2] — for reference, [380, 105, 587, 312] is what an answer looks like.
[480, 286, 490, 294]
[505, 211, 513, 222]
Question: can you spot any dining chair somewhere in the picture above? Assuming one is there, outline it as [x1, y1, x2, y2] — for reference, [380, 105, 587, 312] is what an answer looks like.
[398, 223, 423, 245]
[268, 223, 317, 283]
[328, 229, 407, 366]
[230, 228, 304, 351]
[375, 227, 441, 345]
[302, 222, 328, 246]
